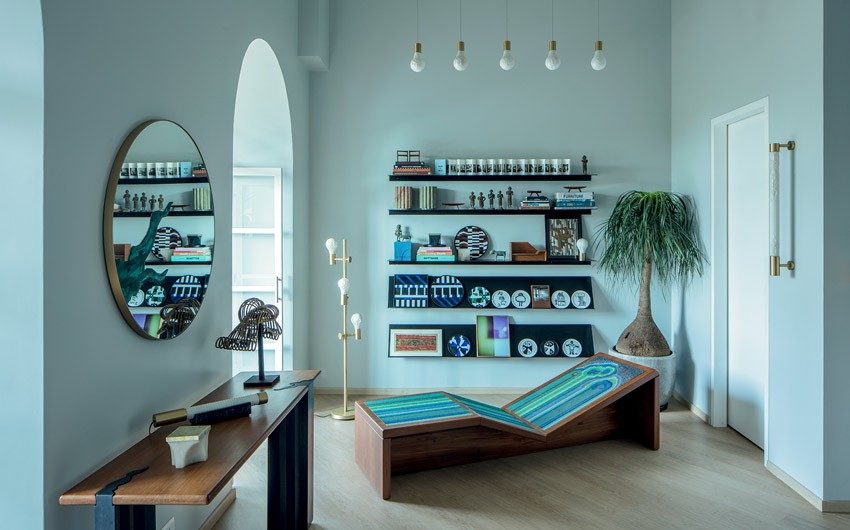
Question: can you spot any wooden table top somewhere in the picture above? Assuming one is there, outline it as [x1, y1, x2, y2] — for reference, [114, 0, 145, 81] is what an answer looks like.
[59, 370, 320, 506]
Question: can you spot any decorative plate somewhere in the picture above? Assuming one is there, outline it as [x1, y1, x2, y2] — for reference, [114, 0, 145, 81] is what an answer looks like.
[491, 290, 511, 309]
[511, 289, 531, 309]
[517, 338, 538, 357]
[430, 275, 465, 308]
[551, 290, 571, 309]
[171, 275, 203, 302]
[453, 225, 489, 260]
[562, 338, 583, 357]
[571, 289, 591, 309]
[468, 286, 491, 308]
[127, 289, 145, 307]
[152, 227, 182, 260]
[542, 340, 559, 356]
[145, 285, 166, 307]
[447, 335, 472, 357]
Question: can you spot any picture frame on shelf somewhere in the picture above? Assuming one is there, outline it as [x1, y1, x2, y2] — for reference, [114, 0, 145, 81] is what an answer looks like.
[531, 285, 551, 309]
[389, 328, 443, 357]
[476, 315, 511, 357]
[545, 213, 582, 261]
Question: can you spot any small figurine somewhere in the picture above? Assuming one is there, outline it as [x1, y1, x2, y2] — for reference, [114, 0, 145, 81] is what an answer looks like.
[488, 189, 495, 209]
[497, 190, 504, 209]
[132, 193, 139, 211]
[123, 190, 131, 211]
[469, 191, 476, 209]
[158, 194, 164, 211]
[581, 155, 588, 174]
[149, 196, 156, 211]
[140, 192, 147, 210]
[506, 186, 514, 208]
[395, 224, 403, 241]
[478, 192, 485, 209]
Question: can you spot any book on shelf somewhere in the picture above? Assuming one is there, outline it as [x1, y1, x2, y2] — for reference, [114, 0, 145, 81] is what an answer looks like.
[170, 255, 213, 262]
[416, 255, 456, 262]
[555, 200, 596, 208]
[417, 246, 453, 255]
[555, 192, 594, 200]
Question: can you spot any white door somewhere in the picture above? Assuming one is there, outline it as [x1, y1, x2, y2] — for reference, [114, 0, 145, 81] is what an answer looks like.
[232, 167, 283, 375]
[727, 113, 768, 448]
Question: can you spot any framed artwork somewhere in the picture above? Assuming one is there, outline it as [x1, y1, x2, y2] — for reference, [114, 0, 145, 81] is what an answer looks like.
[531, 285, 551, 309]
[393, 274, 429, 308]
[389, 329, 443, 357]
[545, 214, 581, 261]
[476, 315, 511, 357]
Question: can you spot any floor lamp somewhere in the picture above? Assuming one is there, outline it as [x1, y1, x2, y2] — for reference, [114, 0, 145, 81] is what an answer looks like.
[325, 237, 363, 420]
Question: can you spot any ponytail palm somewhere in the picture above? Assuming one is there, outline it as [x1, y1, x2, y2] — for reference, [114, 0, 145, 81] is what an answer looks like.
[597, 191, 706, 357]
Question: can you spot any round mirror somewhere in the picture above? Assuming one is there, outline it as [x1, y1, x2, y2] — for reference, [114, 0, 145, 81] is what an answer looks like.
[104, 120, 214, 339]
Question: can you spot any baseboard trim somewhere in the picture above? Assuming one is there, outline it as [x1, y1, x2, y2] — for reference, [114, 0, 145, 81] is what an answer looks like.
[199, 487, 237, 530]
[764, 461, 850, 513]
[315, 387, 529, 396]
[672, 392, 710, 423]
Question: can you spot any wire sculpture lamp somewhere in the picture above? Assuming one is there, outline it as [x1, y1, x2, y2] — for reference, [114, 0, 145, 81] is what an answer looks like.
[216, 298, 282, 387]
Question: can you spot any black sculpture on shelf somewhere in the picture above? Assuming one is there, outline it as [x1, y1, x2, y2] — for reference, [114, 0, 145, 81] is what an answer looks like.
[158, 298, 200, 339]
[216, 298, 282, 387]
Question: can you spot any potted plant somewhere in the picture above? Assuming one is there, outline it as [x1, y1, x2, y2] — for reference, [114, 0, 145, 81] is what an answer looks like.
[597, 191, 706, 408]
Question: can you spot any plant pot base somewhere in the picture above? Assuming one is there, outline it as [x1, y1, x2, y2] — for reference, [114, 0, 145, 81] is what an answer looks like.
[608, 347, 677, 409]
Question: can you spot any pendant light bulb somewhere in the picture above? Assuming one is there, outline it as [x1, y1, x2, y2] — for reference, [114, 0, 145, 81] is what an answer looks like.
[545, 40, 560, 70]
[591, 40, 606, 71]
[500, 40, 515, 71]
[410, 42, 425, 72]
[453, 41, 468, 71]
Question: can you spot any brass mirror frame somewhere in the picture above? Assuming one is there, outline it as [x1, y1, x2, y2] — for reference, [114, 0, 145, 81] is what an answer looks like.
[103, 119, 214, 340]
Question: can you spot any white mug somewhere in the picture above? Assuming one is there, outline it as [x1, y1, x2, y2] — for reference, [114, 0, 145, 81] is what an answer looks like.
[528, 159, 538, 175]
[496, 158, 506, 174]
[128, 162, 138, 178]
[156, 162, 166, 178]
[505, 159, 516, 173]
[464, 158, 474, 174]
[517, 159, 528, 175]
[448, 159, 459, 175]
[146, 162, 157, 178]
[475, 159, 485, 174]
[485, 159, 495, 174]
[558, 158, 571, 174]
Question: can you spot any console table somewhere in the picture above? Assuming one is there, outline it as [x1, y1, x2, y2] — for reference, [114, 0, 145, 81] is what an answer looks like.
[60, 370, 320, 530]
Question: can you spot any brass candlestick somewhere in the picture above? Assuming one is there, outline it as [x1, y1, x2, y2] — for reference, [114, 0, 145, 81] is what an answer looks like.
[325, 237, 363, 420]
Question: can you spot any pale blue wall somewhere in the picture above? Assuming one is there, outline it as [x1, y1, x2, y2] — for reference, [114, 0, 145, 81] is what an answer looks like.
[671, 0, 825, 498]
[309, 0, 672, 391]
[0, 1, 43, 527]
[39, 1, 311, 528]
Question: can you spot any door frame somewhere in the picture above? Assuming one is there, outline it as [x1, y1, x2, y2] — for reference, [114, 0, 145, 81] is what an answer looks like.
[709, 98, 770, 456]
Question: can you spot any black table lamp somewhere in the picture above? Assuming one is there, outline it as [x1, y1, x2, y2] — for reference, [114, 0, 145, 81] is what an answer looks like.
[216, 298, 282, 387]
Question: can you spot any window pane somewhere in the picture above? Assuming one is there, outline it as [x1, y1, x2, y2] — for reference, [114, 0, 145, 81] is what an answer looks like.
[233, 175, 275, 228]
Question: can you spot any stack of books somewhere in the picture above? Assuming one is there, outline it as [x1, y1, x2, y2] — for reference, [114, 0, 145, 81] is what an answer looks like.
[193, 187, 212, 211]
[171, 246, 212, 262]
[555, 191, 596, 210]
[416, 246, 455, 262]
[392, 162, 432, 175]
[520, 193, 551, 210]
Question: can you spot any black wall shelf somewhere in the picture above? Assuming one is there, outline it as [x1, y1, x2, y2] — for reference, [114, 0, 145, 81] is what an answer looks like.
[389, 208, 593, 216]
[389, 260, 591, 266]
[114, 211, 213, 218]
[388, 275, 594, 310]
[145, 261, 212, 266]
[389, 174, 594, 182]
[388, 323, 594, 358]
[117, 177, 209, 185]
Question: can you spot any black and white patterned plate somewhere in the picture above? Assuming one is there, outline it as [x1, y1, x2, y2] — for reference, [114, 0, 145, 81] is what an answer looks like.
[453, 225, 489, 260]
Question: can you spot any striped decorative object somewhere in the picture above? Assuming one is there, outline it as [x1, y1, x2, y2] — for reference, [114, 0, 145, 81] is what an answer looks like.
[450, 394, 538, 432]
[364, 393, 473, 426]
[392, 274, 429, 308]
[507, 358, 642, 430]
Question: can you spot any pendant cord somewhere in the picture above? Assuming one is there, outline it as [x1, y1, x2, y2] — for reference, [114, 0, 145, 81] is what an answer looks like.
[505, 0, 509, 40]
[459, 0, 463, 41]
[551, 0, 554, 40]
[596, 0, 600, 40]
[416, 0, 420, 42]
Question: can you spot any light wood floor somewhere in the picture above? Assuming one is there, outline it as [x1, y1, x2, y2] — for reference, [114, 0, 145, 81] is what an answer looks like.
[215, 394, 850, 529]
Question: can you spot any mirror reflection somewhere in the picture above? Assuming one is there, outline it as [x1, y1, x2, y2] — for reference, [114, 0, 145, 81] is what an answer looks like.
[107, 120, 214, 339]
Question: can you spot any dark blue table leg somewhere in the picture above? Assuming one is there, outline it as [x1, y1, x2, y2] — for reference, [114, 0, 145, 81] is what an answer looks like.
[95, 504, 155, 530]
[268, 383, 314, 529]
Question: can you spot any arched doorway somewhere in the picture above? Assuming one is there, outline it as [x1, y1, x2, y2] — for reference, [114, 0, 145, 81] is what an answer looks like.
[232, 38, 295, 372]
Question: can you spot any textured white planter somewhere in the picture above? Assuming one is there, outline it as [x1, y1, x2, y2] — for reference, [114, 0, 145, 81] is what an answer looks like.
[608, 348, 677, 408]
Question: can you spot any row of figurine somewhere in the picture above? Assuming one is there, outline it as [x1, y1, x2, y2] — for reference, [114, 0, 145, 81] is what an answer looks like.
[121, 190, 165, 212]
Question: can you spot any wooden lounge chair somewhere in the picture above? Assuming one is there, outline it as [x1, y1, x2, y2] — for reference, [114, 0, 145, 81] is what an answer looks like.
[354, 353, 659, 499]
